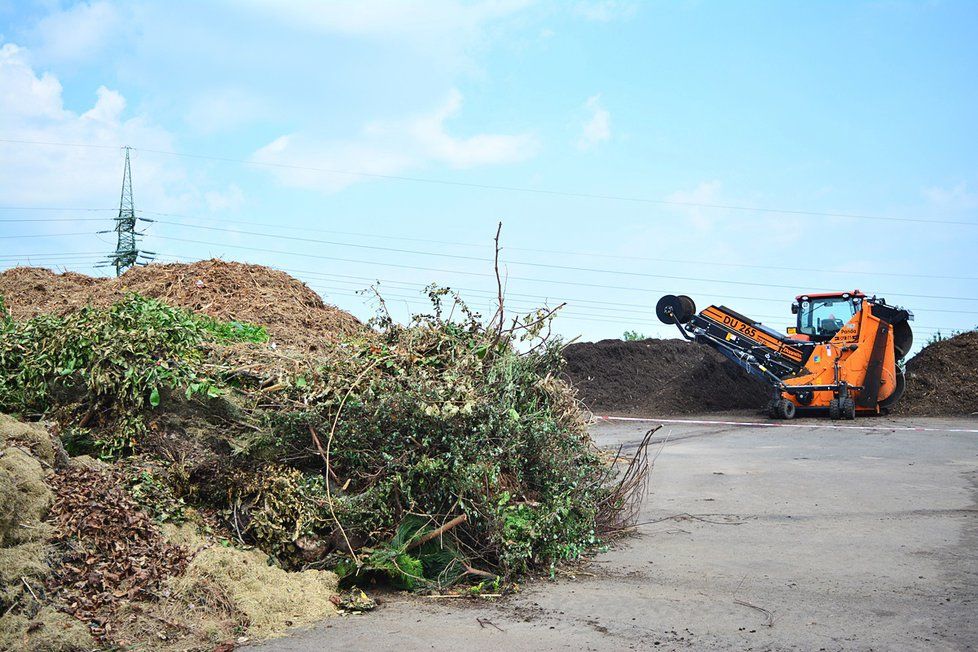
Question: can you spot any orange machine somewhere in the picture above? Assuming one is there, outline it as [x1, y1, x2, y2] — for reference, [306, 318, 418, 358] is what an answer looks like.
[655, 291, 913, 419]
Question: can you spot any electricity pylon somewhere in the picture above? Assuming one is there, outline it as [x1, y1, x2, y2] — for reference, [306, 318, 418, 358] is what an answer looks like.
[102, 147, 154, 276]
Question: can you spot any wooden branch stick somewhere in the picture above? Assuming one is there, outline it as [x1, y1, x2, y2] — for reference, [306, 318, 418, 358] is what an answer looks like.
[463, 563, 496, 579]
[21, 577, 39, 602]
[493, 222, 504, 336]
[504, 302, 567, 335]
[407, 514, 467, 550]
[318, 356, 388, 565]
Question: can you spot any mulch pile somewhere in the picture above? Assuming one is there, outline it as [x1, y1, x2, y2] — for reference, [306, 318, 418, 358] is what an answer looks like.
[895, 331, 978, 416]
[45, 467, 189, 638]
[562, 338, 769, 416]
[0, 259, 366, 351]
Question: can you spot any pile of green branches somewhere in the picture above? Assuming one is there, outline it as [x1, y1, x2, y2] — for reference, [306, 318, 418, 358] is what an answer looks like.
[0, 288, 647, 588]
[0, 294, 265, 457]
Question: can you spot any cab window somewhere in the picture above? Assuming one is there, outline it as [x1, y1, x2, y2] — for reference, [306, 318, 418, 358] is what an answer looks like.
[798, 298, 856, 338]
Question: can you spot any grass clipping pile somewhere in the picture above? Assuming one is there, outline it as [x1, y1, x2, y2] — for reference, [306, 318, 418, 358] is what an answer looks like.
[0, 267, 649, 650]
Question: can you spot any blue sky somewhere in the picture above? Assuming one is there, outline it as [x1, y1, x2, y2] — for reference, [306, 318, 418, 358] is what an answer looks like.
[1, 1, 976, 352]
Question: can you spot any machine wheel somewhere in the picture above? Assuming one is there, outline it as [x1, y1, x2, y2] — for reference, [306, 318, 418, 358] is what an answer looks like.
[893, 321, 913, 360]
[878, 366, 906, 410]
[829, 399, 841, 420]
[777, 400, 796, 420]
[842, 398, 856, 420]
[677, 295, 697, 321]
[656, 295, 695, 324]
[765, 399, 778, 418]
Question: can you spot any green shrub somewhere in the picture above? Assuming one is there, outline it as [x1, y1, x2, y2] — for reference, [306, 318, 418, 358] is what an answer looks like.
[0, 294, 260, 457]
[0, 288, 642, 587]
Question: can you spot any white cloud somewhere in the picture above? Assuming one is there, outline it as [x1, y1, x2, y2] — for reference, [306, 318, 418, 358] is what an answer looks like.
[922, 181, 978, 210]
[81, 86, 127, 123]
[0, 43, 66, 119]
[183, 87, 269, 134]
[665, 180, 725, 231]
[251, 89, 538, 192]
[573, 1, 638, 22]
[205, 184, 246, 212]
[409, 89, 537, 167]
[664, 180, 804, 248]
[577, 94, 611, 150]
[0, 41, 181, 208]
[32, 1, 122, 64]
[243, 0, 533, 40]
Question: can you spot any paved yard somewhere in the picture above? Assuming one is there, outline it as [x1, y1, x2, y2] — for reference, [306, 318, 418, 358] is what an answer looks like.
[253, 415, 978, 651]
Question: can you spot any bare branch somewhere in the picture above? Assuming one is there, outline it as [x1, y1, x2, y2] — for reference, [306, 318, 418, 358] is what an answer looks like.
[504, 302, 567, 335]
[492, 222, 504, 336]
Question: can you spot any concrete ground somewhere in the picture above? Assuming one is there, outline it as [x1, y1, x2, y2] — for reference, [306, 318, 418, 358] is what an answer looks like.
[252, 415, 978, 651]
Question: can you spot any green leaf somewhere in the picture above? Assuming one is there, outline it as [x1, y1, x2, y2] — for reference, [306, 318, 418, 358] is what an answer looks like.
[149, 387, 161, 407]
[295, 376, 307, 388]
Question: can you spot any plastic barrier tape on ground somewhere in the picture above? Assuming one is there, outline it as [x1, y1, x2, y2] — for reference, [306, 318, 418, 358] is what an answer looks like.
[593, 415, 978, 434]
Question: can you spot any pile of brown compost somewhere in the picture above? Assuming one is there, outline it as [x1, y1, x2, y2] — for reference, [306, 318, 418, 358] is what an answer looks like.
[562, 337, 770, 415]
[896, 331, 978, 416]
[0, 259, 366, 352]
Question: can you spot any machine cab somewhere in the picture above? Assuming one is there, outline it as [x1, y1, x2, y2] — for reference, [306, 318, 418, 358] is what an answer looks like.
[790, 291, 865, 342]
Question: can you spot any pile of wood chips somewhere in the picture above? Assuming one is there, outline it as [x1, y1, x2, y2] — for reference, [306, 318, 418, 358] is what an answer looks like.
[0, 259, 367, 352]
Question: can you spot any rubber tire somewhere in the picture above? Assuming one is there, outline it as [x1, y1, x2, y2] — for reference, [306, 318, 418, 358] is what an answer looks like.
[893, 321, 913, 360]
[829, 399, 841, 420]
[765, 399, 778, 418]
[778, 400, 796, 420]
[842, 398, 856, 420]
[878, 366, 906, 409]
[677, 295, 697, 322]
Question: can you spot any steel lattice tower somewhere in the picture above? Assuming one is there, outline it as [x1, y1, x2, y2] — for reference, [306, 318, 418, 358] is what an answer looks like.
[105, 147, 152, 276]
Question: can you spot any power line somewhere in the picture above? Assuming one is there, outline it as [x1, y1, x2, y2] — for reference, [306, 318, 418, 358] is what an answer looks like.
[0, 138, 121, 151]
[294, 281, 959, 333]
[2, 137, 976, 227]
[0, 206, 978, 281]
[145, 223, 978, 302]
[0, 232, 94, 239]
[5, 206, 974, 282]
[0, 206, 116, 212]
[297, 274, 965, 330]
[0, 252, 961, 332]
[0, 218, 108, 223]
[137, 210, 978, 282]
[0, 251, 105, 259]
[143, 244, 978, 314]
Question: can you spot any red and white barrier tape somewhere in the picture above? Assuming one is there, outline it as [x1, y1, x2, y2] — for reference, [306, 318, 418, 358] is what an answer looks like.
[593, 415, 978, 434]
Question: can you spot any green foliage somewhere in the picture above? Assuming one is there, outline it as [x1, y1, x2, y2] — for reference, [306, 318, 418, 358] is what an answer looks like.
[238, 289, 612, 581]
[0, 294, 261, 457]
[125, 462, 188, 524]
[0, 286, 629, 588]
[622, 330, 647, 341]
[196, 316, 269, 344]
[233, 466, 332, 562]
[342, 516, 467, 590]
